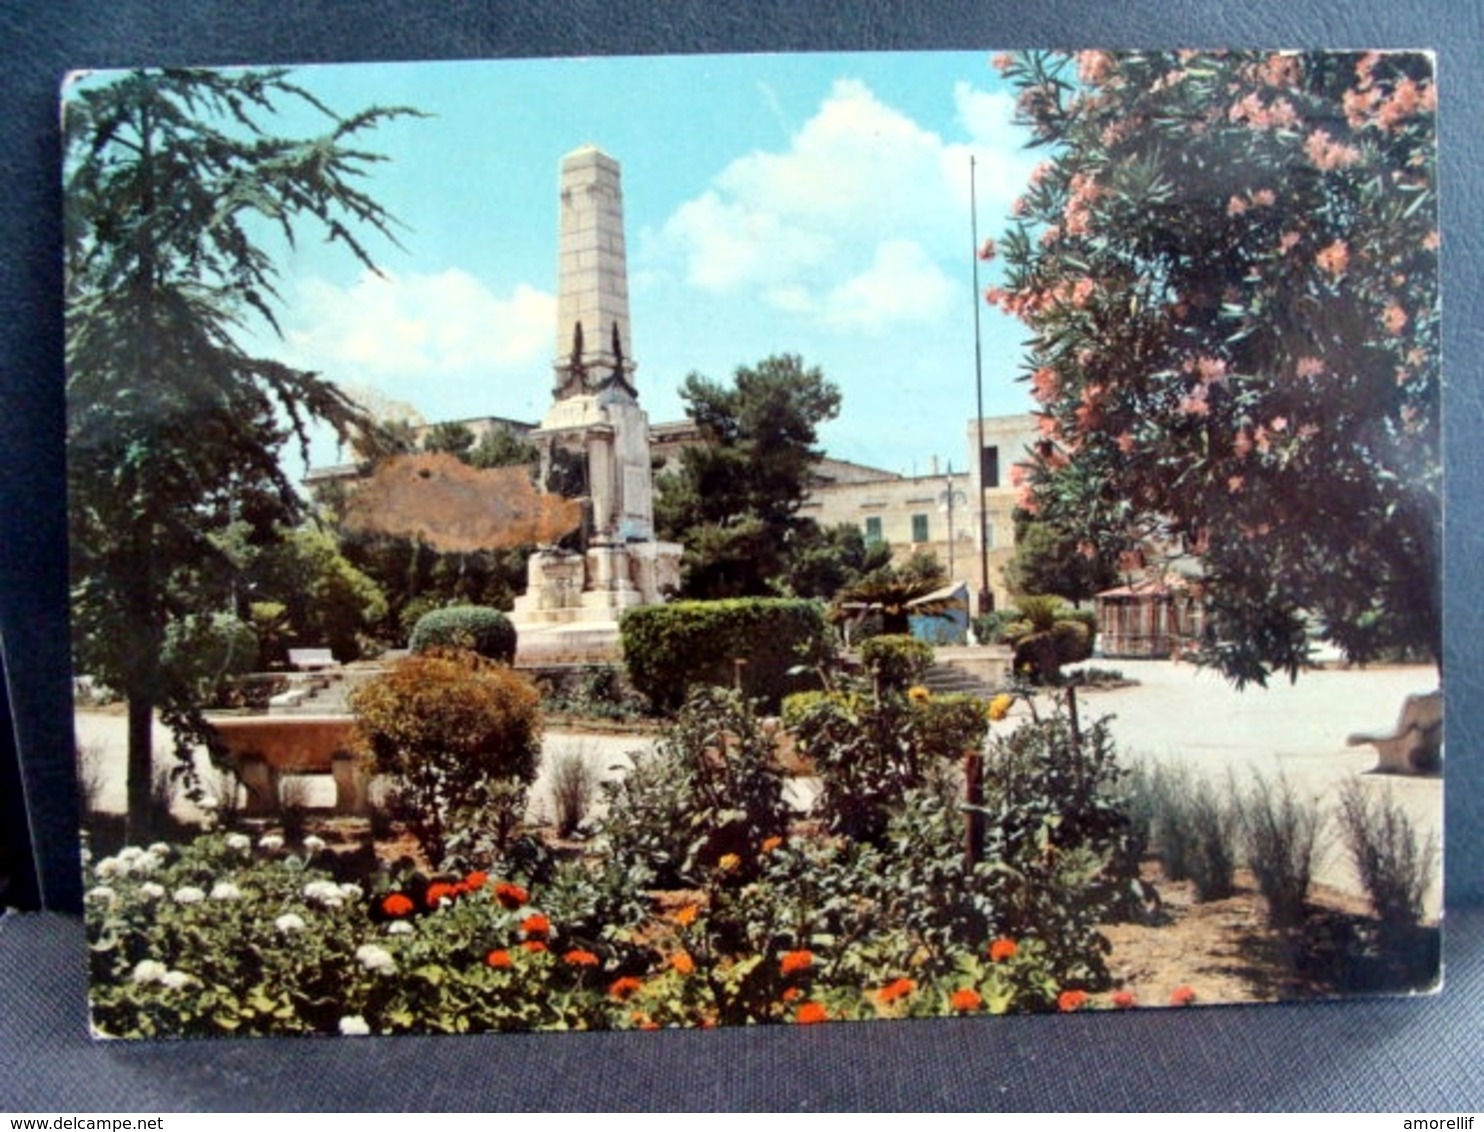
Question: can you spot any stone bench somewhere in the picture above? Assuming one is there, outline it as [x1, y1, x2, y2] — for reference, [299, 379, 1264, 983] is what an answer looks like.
[288, 648, 339, 671]
[205, 714, 366, 815]
[1346, 690, 1443, 774]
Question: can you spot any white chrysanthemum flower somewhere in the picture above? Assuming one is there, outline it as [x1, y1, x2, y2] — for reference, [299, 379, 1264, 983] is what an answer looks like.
[80, 845, 92, 865]
[338, 883, 363, 902]
[172, 886, 206, 905]
[302, 835, 326, 855]
[95, 858, 120, 879]
[148, 842, 172, 857]
[275, 913, 307, 933]
[258, 834, 284, 852]
[303, 880, 343, 906]
[159, 970, 193, 991]
[131, 959, 168, 984]
[209, 881, 242, 901]
[139, 882, 166, 900]
[225, 833, 251, 852]
[117, 846, 145, 863]
[85, 885, 116, 905]
[198, 796, 220, 812]
[338, 1015, 371, 1036]
[355, 944, 397, 975]
[131, 852, 161, 875]
[386, 920, 414, 936]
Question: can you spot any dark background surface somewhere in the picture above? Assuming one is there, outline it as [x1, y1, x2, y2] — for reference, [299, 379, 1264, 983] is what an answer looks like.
[2, 0, 1480, 1110]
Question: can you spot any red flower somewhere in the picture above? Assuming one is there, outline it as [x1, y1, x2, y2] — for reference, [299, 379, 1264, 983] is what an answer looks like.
[876, 977, 917, 1005]
[779, 950, 814, 976]
[1058, 989, 1089, 1013]
[781, 987, 802, 1003]
[795, 1001, 828, 1025]
[425, 882, 457, 908]
[1170, 985, 1197, 1007]
[989, 938, 1018, 963]
[1111, 991, 1136, 1009]
[463, 870, 489, 891]
[608, 976, 643, 1001]
[563, 949, 600, 967]
[670, 951, 695, 976]
[520, 913, 550, 939]
[381, 893, 414, 918]
[485, 949, 513, 969]
[949, 988, 983, 1013]
[520, 940, 548, 954]
[494, 882, 529, 909]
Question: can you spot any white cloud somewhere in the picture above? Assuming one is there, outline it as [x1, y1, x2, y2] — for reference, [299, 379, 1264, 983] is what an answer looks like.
[276, 268, 555, 417]
[821, 239, 957, 333]
[654, 76, 1031, 332]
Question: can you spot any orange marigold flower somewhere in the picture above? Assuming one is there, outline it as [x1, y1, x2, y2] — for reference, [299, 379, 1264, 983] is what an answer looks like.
[781, 987, 802, 1003]
[463, 870, 489, 891]
[989, 938, 1018, 963]
[987, 695, 1014, 723]
[760, 836, 783, 854]
[485, 949, 513, 969]
[520, 913, 550, 939]
[795, 1001, 829, 1025]
[520, 940, 548, 954]
[381, 893, 414, 918]
[563, 949, 600, 967]
[717, 853, 741, 873]
[1170, 985, 1197, 1007]
[609, 976, 643, 1000]
[425, 881, 457, 908]
[876, 977, 917, 1004]
[949, 988, 983, 1013]
[493, 882, 529, 909]
[780, 950, 814, 976]
[908, 685, 931, 704]
[672, 903, 699, 927]
[670, 951, 695, 976]
[1111, 990, 1136, 1009]
[1058, 989, 1089, 1013]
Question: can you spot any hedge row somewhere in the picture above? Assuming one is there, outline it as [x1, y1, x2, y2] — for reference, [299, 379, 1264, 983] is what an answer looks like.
[620, 599, 830, 712]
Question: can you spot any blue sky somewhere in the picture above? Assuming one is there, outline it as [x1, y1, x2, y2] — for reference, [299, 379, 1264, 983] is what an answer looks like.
[220, 52, 1046, 476]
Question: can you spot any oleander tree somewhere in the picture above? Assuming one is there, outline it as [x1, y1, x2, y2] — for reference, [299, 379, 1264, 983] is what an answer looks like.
[988, 50, 1440, 685]
[65, 68, 416, 838]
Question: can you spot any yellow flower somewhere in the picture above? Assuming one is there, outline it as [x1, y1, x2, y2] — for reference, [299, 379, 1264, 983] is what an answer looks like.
[907, 685, 931, 704]
[717, 853, 741, 873]
[988, 694, 1014, 722]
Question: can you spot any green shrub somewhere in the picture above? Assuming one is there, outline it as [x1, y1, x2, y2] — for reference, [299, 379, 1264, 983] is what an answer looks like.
[1337, 778, 1437, 930]
[349, 652, 541, 864]
[161, 612, 260, 706]
[859, 634, 935, 689]
[409, 605, 517, 664]
[972, 610, 1020, 645]
[1141, 764, 1239, 901]
[620, 598, 831, 713]
[785, 686, 988, 844]
[548, 743, 600, 838]
[599, 688, 791, 888]
[1240, 773, 1325, 929]
[1003, 597, 1095, 683]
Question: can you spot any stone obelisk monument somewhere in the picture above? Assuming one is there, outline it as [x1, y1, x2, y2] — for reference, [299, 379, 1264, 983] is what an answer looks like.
[512, 146, 681, 662]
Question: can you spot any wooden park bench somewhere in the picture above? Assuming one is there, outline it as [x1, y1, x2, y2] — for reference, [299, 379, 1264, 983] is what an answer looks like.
[1346, 690, 1443, 774]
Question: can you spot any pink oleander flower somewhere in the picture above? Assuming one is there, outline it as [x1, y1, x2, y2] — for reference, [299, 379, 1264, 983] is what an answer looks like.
[1316, 239, 1350, 278]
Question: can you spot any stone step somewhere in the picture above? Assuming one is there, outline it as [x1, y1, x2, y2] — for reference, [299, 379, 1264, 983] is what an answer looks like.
[922, 662, 993, 698]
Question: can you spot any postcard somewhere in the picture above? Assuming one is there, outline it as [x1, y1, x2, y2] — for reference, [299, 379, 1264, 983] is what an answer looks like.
[67, 49, 1441, 1038]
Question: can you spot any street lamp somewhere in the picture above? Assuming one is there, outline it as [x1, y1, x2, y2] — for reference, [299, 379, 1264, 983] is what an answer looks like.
[938, 466, 967, 577]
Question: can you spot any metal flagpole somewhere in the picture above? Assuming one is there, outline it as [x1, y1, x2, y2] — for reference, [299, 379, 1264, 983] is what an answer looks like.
[971, 155, 992, 613]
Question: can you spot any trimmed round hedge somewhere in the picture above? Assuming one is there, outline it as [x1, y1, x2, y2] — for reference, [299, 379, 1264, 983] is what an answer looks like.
[408, 605, 518, 663]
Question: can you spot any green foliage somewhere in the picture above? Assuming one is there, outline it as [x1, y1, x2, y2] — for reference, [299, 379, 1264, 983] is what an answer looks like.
[64, 67, 413, 839]
[619, 598, 830, 713]
[160, 613, 259, 706]
[973, 699, 1138, 986]
[1002, 597, 1095, 682]
[547, 746, 600, 838]
[1337, 779, 1437, 930]
[409, 605, 517, 664]
[859, 634, 935, 690]
[245, 527, 388, 663]
[835, 559, 951, 637]
[782, 521, 894, 601]
[349, 653, 541, 864]
[992, 50, 1440, 684]
[654, 354, 842, 597]
[1003, 519, 1119, 607]
[1139, 764, 1240, 901]
[599, 689, 792, 889]
[1240, 773, 1326, 928]
[420, 420, 476, 460]
[783, 686, 988, 845]
[467, 425, 539, 470]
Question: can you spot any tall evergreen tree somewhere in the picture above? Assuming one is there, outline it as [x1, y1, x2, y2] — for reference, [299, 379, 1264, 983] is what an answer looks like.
[65, 68, 415, 837]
